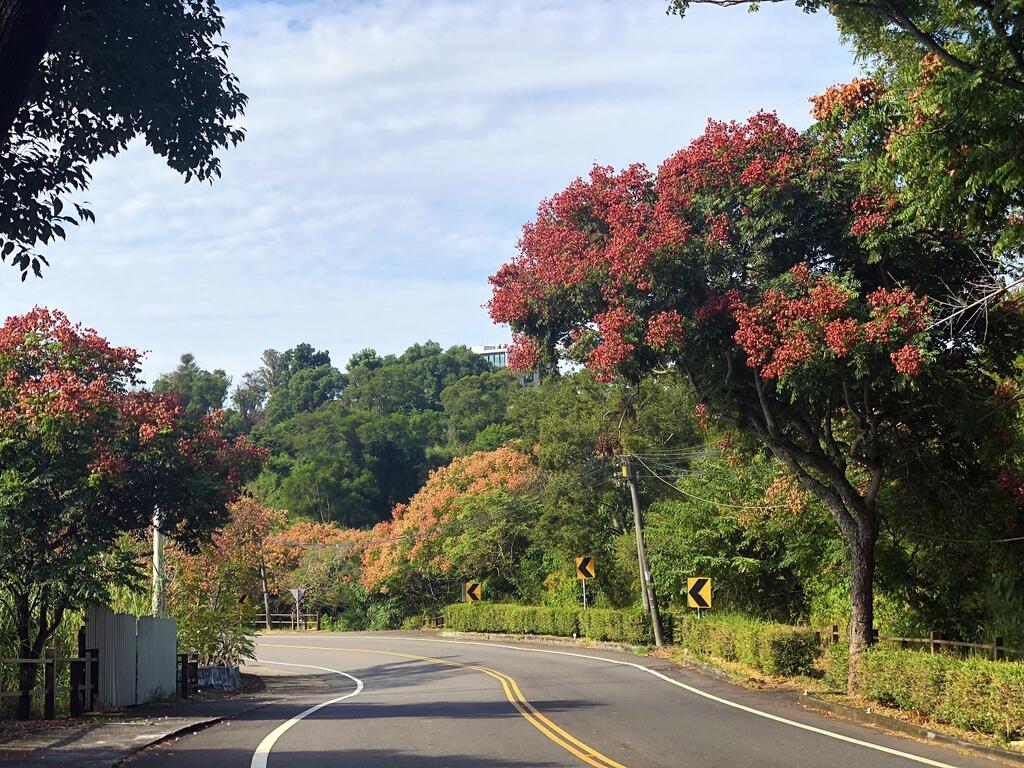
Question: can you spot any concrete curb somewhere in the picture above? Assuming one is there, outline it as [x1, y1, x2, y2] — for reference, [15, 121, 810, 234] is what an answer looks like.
[110, 714, 228, 767]
[801, 693, 1024, 765]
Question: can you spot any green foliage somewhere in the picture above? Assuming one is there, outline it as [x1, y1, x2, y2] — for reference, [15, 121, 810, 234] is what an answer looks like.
[176, 605, 256, 667]
[441, 370, 519, 451]
[822, 642, 850, 691]
[442, 603, 579, 636]
[1, 0, 246, 278]
[442, 603, 665, 645]
[859, 649, 953, 716]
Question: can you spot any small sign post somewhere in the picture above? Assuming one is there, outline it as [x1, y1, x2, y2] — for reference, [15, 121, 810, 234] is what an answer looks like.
[289, 587, 305, 629]
[576, 556, 596, 609]
[686, 577, 711, 615]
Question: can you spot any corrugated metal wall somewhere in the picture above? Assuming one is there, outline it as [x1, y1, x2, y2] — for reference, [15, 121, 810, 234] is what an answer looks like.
[83, 606, 177, 708]
[136, 617, 177, 703]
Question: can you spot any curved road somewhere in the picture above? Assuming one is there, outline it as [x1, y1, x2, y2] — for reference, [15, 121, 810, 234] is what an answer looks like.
[127, 632, 1005, 768]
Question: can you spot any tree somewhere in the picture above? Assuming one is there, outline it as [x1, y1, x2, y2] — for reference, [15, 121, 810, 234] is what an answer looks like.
[360, 447, 539, 610]
[153, 353, 231, 418]
[233, 349, 289, 429]
[667, 0, 1024, 261]
[263, 344, 345, 426]
[488, 113, 1021, 690]
[342, 342, 492, 415]
[1, 0, 246, 277]
[440, 369, 519, 451]
[0, 1, 63, 141]
[167, 497, 286, 660]
[0, 308, 264, 716]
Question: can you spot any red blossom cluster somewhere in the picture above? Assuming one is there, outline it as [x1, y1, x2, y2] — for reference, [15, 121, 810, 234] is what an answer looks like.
[657, 112, 803, 201]
[890, 344, 923, 375]
[695, 402, 711, 430]
[589, 307, 637, 381]
[733, 277, 855, 378]
[809, 78, 886, 121]
[732, 271, 930, 380]
[851, 195, 898, 237]
[0, 307, 265, 498]
[489, 163, 688, 327]
[865, 287, 929, 343]
[507, 334, 540, 372]
[646, 310, 685, 349]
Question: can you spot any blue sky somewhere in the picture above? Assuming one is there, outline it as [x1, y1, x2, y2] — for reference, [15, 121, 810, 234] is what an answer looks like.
[1, 0, 858, 384]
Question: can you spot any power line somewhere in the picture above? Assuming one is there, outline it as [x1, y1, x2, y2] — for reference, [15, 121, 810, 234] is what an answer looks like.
[629, 454, 794, 511]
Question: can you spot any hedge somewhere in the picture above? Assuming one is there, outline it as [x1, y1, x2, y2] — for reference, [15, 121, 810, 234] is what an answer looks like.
[441, 604, 673, 645]
[675, 613, 818, 676]
[578, 608, 659, 645]
[825, 647, 1024, 741]
[442, 604, 578, 636]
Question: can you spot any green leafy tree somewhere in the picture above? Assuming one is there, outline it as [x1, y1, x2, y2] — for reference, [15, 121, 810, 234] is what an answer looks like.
[263, 344, 345, 426]
[440, 369, 519, 451]
[153, 353, 231, 418]
[1, 0, 246, 277]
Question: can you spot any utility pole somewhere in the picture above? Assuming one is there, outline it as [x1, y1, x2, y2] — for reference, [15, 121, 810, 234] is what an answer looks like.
[259, 559, 272, 631]
[151, 510, 165, 618]
[622, 457, 664, 648]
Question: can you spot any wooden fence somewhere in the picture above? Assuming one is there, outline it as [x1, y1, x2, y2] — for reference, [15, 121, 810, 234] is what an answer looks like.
[0, 650, 99, 718]
[819, 624, 1021, 661]
[253, 612, 320, 630]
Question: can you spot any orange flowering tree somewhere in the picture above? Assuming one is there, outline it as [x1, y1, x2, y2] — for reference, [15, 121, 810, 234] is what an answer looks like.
[360, 447, 539, 612]
[488, 113, 1021, 689]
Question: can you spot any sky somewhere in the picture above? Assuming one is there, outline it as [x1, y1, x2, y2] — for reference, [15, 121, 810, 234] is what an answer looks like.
[1, 0, 858, 384]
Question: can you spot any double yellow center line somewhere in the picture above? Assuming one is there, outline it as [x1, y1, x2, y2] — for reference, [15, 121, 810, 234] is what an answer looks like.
[259, 643, 626, 768]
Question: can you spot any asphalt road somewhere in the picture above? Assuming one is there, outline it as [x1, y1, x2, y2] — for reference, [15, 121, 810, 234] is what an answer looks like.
[126, 632, 1007, 768]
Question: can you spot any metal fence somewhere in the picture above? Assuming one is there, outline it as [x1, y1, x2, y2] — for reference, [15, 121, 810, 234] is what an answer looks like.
[84, 606, 178, 708]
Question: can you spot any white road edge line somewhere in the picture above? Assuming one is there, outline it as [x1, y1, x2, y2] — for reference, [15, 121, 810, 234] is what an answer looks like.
[249, 659, 364, 768]
[262, 635, 964, 768]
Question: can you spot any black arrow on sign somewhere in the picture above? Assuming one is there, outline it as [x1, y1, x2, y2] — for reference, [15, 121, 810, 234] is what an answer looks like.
[466, 583, 481, 602]
[688, 577, 710, 608]
[577, 557, 594, 579]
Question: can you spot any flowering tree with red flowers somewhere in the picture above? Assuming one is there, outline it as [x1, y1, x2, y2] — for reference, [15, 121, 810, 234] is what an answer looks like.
[0, 308, 264, 717]
[489, 112, 1016, 690]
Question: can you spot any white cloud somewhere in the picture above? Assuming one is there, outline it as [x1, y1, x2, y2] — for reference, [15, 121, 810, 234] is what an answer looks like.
[0, 0, 857, 382]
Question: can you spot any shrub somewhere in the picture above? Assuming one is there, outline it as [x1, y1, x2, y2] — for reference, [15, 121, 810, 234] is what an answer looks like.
[821, 642, 849, 690]
[442, 603, 579, 636]
[852, 649, 1024, 741]
[579, 608, 652, 644]
[858, 649, 952, 716]
[757, 625, 819, 676]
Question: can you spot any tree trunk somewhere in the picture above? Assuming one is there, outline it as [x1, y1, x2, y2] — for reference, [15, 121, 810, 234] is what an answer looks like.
[847, 518, 878, 694]
[15, 592, 32, 720]
[0, 0, 65, 143]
